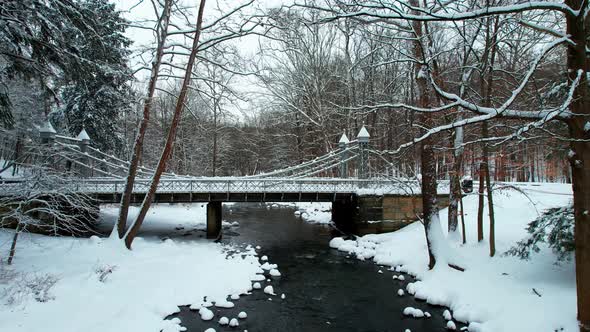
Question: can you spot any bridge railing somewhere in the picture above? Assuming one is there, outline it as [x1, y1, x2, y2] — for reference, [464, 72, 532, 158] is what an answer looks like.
[0, 177, 447, 196]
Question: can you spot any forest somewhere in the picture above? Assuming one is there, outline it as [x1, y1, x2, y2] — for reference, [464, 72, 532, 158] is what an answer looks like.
[0, 0, 589, 331]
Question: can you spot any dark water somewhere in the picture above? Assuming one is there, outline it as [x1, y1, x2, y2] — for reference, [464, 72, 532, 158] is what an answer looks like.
[169, 204, 458, 332]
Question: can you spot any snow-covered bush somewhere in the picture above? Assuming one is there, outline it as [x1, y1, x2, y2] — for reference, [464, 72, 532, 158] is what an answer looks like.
[95, 264, 117, 283]
[507, 205, 574, 263]
[0, 166, 100, 263]
[1, 272, 58, 305]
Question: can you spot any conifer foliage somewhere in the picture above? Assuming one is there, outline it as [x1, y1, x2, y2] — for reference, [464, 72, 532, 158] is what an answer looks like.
[0, 0, 132, 151]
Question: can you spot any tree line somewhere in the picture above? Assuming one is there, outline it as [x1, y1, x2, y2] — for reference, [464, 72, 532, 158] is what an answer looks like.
[1, 0, 588, 330]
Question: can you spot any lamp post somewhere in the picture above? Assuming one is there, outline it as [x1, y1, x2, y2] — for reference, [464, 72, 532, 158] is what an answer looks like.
[39, 120, 56, 145]
[77, 128, 91, 177]
[357, 126, 370, 179]
[338, 132, 350, 178]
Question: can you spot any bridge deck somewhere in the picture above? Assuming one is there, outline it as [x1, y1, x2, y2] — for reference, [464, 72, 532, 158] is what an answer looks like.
[0, 177, 449, 204]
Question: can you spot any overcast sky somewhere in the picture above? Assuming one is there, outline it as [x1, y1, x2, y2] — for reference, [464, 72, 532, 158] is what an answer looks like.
[111, 0, 286, 118]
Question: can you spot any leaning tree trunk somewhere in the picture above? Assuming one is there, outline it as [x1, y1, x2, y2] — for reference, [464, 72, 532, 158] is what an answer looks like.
[124, 0, 207, 249]
[7, 223, 22, 265]
[565, 0, 590, 330]
[115, 0, 173, 239]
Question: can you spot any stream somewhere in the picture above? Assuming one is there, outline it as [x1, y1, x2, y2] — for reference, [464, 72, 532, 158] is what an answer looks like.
[168, 203, 456, 332]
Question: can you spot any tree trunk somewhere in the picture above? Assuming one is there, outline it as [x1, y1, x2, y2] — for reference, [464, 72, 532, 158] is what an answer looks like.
[482, 122, 496, 256]
[483, 16, 499, 257]
[7, 223, 21, 265]
[565, 0, 590, 329]
[477, 147, 485, 242]
[459, 194, 466, 245]
[448, 121, 464, 237]
[115, 0, 173, 239]
[124, 0, 207, 249]
[410, 0, 437, 269]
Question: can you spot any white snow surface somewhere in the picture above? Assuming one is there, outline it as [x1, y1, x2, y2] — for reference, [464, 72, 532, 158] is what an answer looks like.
[270, 202, 332, 224]
[0, 204, 263, 332]
[263, 285, 275, 296]
[329, 183, 577, 331]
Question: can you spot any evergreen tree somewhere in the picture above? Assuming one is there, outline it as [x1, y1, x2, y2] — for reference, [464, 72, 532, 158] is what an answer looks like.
[508, 205, 575, 263]
[0, 0, 133, 152]
[57, 0, 133, 152]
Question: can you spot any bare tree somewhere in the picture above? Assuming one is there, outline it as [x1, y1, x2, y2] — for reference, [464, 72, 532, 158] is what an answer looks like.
[294, 0, 589, 328]
[123, 0, 208, 249]
[115, 0, 174, 239]
[1, 166, 98, 264]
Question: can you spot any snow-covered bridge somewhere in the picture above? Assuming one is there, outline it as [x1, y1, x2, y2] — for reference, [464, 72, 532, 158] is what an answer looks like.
[0, 123, 450, 237]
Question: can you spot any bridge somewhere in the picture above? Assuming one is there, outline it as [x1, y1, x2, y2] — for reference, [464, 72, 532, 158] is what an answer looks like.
[0, 122, 450, 237]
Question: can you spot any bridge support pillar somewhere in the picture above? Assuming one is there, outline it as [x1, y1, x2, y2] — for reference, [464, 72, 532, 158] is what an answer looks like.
[332, 198, 358, 233]
[206, 201, 222, 239]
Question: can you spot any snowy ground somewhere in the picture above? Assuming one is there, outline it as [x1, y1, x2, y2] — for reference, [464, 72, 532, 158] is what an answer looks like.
[330, 182, 577, 331]
[0, 183, 576, 332]
[0, 204, 272, 332]
[267, 202, 332, 224]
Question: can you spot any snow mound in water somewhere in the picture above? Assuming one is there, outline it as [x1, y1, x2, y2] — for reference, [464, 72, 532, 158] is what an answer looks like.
[263, 285, 275, 295]
[199, 307, 214, 321]
[403, 307, 425, 318]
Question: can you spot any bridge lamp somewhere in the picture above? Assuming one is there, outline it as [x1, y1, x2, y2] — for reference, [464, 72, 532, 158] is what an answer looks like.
[338, 132, 350, 178]
[357, 126, 370, 179]
[39, 120, 57, 144]
[357, 125, 370, 144]
[76, 128, 90, 145]
[338, 132, 350, 149]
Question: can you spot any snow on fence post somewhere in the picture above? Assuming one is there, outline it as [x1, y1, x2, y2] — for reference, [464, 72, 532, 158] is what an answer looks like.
[77, 128, 91, 178]
[357, 126, 370, 180]
[338, 132, 350, 178]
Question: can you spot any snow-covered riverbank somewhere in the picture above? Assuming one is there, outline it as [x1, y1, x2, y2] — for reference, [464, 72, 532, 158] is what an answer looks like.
[330, 183, 577, 331]
[0, 205, 265, 332]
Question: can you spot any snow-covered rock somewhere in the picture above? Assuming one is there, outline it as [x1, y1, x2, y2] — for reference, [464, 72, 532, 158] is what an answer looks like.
[446, 321, 457, 330]
[89, 235, 102, 244]
[253, 282, 262, 289]
[269, 269, 281, 277]
[403, 307, 425, 318]
[251, 274, 266, 281]
[229, 318, 239, 327]
[219, 317, 229, 325]
[214, 300, 234, 308]
[397, 289, 405, 296]
[261, 262, 278, 270]
[199, 307, 214, 321]
[263, 285, 275, 295]
[443, 309, 452, 321]
[238, 311, 247, 319]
